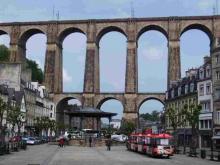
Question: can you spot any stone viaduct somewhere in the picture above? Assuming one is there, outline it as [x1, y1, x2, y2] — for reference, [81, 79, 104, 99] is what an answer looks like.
[1, 15, 220, 125]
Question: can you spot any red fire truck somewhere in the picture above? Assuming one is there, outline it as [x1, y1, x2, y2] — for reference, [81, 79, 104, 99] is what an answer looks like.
[126, 132, 174, 158]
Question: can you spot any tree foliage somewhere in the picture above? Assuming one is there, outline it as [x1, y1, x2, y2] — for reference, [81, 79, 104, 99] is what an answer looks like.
[26, 59, 44, 83]
[7, 105, 25, 136]
[0, 45, 44, 83]
[166, 107, 185, 131]
[0, 44, 10, 62]
[119, 121, 136, 136]
[140, 110, 160, 122]
[182, 104, 201, 155]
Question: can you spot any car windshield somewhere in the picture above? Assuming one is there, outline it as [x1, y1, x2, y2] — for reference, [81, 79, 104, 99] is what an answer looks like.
[29, 138, 35, 140]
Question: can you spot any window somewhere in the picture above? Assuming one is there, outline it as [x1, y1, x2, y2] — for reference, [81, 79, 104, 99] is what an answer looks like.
[171, 89, 174, 98]
[206, 83, 211, 95]
[216, 71, 220, 80]
[209, 120, 212, 129]
[190, 83, 194, 92]
[217, 111, 220, 124]
[201, 101, 211, 111]
[199, 70, 204, 79]
[216, 55, 219, 64]
[199, 84, 204, 96]
[204, 120, 208, 129]
[178, 87, 181, 96]
[215, 89, 220, 99]
[185, 85, 188, 94]
[206, 68, 210, 77]
[200, 120, 204, 129]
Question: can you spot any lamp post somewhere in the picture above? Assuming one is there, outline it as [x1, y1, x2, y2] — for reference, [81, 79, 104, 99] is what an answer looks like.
[210, 102, 215, 160]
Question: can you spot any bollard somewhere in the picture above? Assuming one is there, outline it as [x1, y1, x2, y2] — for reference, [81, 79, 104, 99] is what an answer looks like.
[200, 149, 206, 159]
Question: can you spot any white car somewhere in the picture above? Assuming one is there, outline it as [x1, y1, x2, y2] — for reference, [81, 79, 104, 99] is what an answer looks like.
[111, 134, 128, 142]
[26, 137, 37, 145]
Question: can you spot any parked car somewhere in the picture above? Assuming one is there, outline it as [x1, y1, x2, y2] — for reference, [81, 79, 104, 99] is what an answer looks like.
[26, 137, 38, 145]
[111, 134, 128, 142]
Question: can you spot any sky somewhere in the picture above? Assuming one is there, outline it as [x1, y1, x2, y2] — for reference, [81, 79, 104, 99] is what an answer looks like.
[0, 0, 214, 121]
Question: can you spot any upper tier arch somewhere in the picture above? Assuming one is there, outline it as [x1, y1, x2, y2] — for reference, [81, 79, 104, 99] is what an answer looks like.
[96, 26, 127, 45]
[18, 28, 46, 47]
[180, 23, 213, 43]
[137, 24, 168, 41]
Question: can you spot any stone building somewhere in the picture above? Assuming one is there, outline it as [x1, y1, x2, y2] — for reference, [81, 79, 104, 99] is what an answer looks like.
[0, 84, 26, 137]
[24, 81, 56, 136]
[165, 68, 198, 146]
[197, 57, 213, 148]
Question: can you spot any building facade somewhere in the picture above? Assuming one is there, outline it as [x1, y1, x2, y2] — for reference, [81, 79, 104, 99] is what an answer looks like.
[24, 81, 56, 136]
[165, 68, 198, 146]
[197, 57, 213, 148]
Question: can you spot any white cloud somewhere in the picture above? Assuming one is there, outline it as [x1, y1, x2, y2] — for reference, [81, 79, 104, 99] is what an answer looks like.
[142, 46, 166, 61]
[63, 68, 73, 83]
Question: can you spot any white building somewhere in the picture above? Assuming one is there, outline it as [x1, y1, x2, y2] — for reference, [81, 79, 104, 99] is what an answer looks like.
[197, 56, 213, 148]
[25, 82, 56, 136]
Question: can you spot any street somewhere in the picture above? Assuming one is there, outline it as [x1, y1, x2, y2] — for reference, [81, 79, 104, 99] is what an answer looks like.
[0, 144, 219, 165]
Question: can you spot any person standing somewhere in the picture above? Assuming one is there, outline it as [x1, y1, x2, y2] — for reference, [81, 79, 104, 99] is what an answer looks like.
[89, 136, 92, 147]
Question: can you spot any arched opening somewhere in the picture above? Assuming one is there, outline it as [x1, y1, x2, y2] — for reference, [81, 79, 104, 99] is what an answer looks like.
[26, 34, 46, 70]
[0, 31, 10, 47]
[97, 98, 124, 129]
[138, 98, 164, 131]
[180, 25, 212, 77]
[56, 97, 82, 131]
[62, 31, 86, 92]
[0, 31, 10, 61]
[138, 29, 168, 92]
[19, 29, 46, 83]
[99, 30, 127, 92]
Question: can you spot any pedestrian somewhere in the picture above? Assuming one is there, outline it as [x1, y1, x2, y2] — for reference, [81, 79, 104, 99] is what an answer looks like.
[89, 136, 92, 147]
[59, 137, 64, 147]
[105, 138, 112, 151]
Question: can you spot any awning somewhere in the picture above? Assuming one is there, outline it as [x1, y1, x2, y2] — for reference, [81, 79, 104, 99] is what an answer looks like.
[212, 136, 220, 139]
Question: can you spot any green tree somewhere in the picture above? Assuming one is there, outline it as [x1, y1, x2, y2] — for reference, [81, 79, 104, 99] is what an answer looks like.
[0, 97, 8, 142]
[0, 44, 10, 62]
[119, 121, 136, 136]
[48, 120, 57, 139]
[26, 59, 43, 83]
[7, 105, 25, 137]
[34, 117, 44, 137]
[182, 104, 201, 156]
[166, 107, 184, 149]
[139, 110, 160, 122]
[0, 45, 43, 83]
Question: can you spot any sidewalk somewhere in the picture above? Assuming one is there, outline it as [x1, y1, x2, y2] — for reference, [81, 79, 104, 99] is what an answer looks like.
[177, 146, 220, 161]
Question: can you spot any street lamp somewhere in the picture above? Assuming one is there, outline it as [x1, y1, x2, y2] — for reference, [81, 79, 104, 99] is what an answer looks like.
[210, 103, 214, 160]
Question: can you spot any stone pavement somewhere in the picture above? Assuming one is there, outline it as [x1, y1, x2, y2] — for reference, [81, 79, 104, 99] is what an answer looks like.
[0, 144, 220, 165]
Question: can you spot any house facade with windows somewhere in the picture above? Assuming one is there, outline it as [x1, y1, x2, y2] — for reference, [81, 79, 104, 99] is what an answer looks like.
[197, 56, 213, 148]
[165, 68, 198, 146]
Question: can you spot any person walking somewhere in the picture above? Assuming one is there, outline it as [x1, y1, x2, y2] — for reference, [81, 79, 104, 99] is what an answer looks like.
[105, 138, 112, 151]
[59, 137, 64, 147]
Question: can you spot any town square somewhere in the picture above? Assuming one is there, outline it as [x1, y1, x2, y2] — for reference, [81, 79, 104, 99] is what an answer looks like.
[0, 0, 220, 164]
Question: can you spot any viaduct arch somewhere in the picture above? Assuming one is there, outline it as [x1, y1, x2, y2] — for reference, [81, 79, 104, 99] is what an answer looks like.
[1, 16, 220, 125]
